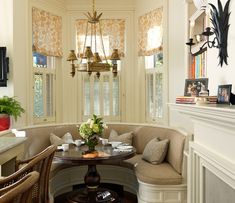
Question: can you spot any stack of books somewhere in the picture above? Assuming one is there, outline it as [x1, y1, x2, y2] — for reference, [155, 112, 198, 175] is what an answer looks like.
[176, 96, 217, 104]
[176, 96, 196, 104]
[205, 96, 217, 104]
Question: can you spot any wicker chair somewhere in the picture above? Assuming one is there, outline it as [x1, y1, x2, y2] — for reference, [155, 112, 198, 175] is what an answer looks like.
[16, 145, 57, 203]
[0, 171, 39, 203]
[0, 145, 56, 203]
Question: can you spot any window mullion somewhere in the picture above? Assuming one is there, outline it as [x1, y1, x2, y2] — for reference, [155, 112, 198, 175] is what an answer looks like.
[109, 74, 113, 117]
[100, 75, 104, 117]
[43, 72, 47, 121]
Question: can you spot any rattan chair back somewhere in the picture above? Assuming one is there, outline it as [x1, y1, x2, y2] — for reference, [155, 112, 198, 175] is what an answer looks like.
[0, 145, 56, 203]
[0, 171, 39, 203]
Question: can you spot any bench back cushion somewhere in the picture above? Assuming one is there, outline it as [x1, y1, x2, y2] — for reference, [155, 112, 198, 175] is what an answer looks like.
[16, 123, 185, 174]
[104, 124, 185, 174]
[133, 126, 185, 174]
[21, 124, 80, 158]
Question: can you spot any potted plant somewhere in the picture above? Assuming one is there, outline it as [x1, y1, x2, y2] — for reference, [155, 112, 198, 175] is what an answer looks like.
[0, 96, 25, 131]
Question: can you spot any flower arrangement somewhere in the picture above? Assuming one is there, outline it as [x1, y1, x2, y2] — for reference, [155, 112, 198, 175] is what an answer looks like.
[79, 114, 107, 151]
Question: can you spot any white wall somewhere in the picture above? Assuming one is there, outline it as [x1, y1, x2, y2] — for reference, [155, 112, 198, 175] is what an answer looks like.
[168, 0, 194, 133]
[0, 0, 29, 128]
[0, 0, 14, 97]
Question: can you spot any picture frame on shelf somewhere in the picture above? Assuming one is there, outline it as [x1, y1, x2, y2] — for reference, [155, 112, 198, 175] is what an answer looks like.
[184, 78, 208, 97]
[217, 84, 232, 104]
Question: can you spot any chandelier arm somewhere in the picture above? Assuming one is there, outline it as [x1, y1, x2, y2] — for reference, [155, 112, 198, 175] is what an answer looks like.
[94, 23, 97, 53]
[83, 21, 89, 56]
[98, 21, 108, 63]
[90, 23, 93, 50]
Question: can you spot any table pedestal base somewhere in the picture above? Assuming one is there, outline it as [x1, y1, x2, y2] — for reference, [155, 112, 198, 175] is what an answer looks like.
[67, 187, 120, 203]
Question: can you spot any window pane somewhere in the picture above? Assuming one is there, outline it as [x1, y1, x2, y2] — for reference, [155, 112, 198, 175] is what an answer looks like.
[147, 26, 162, 50]
[155, 73, 163, 118]
[154, 52, 163, 68]
[94, 77, 100, 115]
[84, 76, 90, 116]
[145, 55, 154, 69]
[147, 74, 154, 117]
[33, 53, 47, 68]
[46, 74, 53, 117]
[113, 76, 119, 116]
[34, 73, 44, 117]
[103, 75, 110, 116]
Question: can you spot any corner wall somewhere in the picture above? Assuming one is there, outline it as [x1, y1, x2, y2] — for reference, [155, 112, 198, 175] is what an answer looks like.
[168, 0, 194, 133]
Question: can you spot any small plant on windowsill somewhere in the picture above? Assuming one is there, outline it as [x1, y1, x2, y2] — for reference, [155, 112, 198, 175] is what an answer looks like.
[0, 96, 25, 131]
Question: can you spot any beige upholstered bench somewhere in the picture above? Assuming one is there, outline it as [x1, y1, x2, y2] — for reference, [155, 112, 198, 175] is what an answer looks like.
[0, 123, 190, 203]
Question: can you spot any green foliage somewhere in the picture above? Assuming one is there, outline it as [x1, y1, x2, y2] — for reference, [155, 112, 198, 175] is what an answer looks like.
[79, 114, 107, 139]
[0, 96, 25, 121]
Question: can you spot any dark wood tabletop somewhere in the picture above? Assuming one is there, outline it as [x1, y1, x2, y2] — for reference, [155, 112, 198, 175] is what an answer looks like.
[54, 144, 136, 165]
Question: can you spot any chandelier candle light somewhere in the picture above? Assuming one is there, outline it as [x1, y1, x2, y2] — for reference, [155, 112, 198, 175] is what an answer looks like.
[67, 0, 121, 78]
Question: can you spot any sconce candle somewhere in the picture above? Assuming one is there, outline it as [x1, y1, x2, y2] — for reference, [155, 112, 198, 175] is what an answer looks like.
[189, 21, 195, 39]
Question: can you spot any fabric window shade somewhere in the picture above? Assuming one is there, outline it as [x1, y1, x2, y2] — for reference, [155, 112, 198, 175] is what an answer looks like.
[75, 19, 125, 58]
[32, 7, 63, 57]
[138, 7, 163, 56]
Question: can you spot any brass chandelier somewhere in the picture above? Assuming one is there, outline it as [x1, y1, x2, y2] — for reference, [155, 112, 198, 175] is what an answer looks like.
[67, 0, 121, 78]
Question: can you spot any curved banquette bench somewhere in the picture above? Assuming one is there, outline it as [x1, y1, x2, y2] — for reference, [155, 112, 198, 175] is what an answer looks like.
[0, 123, 190, 203]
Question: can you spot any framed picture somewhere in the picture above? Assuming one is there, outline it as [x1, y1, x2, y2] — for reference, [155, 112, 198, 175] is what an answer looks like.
[217, 84, 232, 104]
[184, 78, 209, 97]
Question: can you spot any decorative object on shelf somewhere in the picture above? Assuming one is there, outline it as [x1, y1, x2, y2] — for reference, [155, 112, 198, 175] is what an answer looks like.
[79, 114, 107, 152]
[0, 96, 25, 131]
[67, 0, 121, 78]
[184, 78, 208, 97]
[217, 84, 232, 104]
[186, 0, 231, 66]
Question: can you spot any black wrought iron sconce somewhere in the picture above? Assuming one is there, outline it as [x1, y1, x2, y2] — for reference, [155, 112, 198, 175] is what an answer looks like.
[186, 0, 231, 66]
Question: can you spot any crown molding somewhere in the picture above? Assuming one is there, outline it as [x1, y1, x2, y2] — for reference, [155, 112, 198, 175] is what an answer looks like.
[31, 0, 67, 12]
[65, 0, 135, 11]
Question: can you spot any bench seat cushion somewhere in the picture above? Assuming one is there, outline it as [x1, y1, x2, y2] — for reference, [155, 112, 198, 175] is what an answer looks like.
[125, 155, 183, 185]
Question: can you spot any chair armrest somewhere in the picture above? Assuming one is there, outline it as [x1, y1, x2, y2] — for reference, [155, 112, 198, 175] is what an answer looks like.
[15, 153, 39, 170]
[0, 166, 29, 188]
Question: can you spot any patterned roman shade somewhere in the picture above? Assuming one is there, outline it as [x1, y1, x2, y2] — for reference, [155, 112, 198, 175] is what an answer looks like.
[32, 7, 62, 57]
[75, 19, 125, 58]
[138, 7, 163, 56]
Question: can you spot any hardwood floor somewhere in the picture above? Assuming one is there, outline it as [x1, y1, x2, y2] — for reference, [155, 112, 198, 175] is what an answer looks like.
[54, 183, 137, 203]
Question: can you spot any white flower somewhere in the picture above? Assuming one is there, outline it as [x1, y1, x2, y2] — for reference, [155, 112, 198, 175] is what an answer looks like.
[102, 123, 108, 129]
[86, 119, 92, 124]
[90, 120, 94, 128]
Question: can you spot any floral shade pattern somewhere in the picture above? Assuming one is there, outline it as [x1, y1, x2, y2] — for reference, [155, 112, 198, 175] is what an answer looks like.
[32, 7, 63, 57]
[75, 19, 125, 58]
[138, 7, 163, 56]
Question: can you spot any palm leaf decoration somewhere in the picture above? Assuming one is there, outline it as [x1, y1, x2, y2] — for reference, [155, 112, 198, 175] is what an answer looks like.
[209, 0, 231, 66]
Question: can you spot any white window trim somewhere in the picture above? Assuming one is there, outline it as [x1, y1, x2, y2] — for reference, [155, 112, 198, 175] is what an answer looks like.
[145, 64, 167, 124]
[33, 57, 57, 124]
